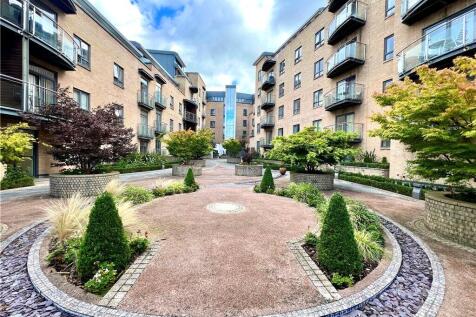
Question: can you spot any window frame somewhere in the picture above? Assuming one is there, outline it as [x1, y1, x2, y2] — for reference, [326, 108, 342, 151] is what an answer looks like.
[293, 99, 301, 115]
[384, 34, 395, 61]
[210, 108, 216, 116]
[315, 28, 325, 49]
[294, 72, 302, 90]
[382, 79, 393, 92]
[313, 119, 322, 131]
[113, 63, 124, 88]
[279, 60, 285, 75]
[277, 128, 284, 136]
[314, 59, 324, 79]
[73, 88, 90, 111]
[74, 35, 91, 70]
[381, 139, 391, 149]
[385, 0, 395, 18]
[292, 124, 300, 134]
[210, 120, 216, 128]
[279, 83, 285, 98]
[278, 105, 284, 119]
[294, 46, 303, 64]
[313, 89, 323, 108]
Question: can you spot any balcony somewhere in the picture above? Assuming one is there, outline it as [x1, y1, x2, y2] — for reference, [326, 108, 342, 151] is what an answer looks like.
[328, 0, 348, 13]
[1, 0, 78, 70]
[328, 1, 367, 45]
[184, 98, 199, 108]
[324, 83, 364, 111]
[397, 7, 476, 78]
[261, 74, 275, 92]
[155, 122, 168, 135]
[401, 0, 456, 25]
[260, 116, 275, 129]
[260, 138, 273, 149]
[262, 57, 276, 72]
[324, 122, 363, 143]
[152, 92, 167, 110]
[137, 124, 155, 139]
[327, 42, 366, 78]
[0, 74, 56, 115]
[183, 111, 197, 124]
[137, 91, 153, 110]
[260, 94, 275, 111]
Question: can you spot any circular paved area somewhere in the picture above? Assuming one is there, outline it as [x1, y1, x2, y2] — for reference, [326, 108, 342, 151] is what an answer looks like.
[119, 187, 323, 317]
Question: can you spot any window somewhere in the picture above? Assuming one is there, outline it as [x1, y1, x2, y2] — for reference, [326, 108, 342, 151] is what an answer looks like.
[293, 99, 300, 115]
[383, 79, 393, 92]
[313, 89, 323, 108]
[114, 104, 124, 126]
[313, 119, 322, 131]
[384, 34, 395, 61]
[381, 139, 391, 149]
[257, 123, 261, 134]
[73, 88, 90, 110]
[169, 119, 174, 132]
[279, 60, 285, 75]
[336, 113, 355, 133]
[178, 123, 182, 130]
[314, 59, 324, 79]
[243, 120, 247, 127]
[139, 140, 148, 154]
[74, 35, 90, 69]
[155, 139, 161, 154]
[210, 108, 216, 116]
[258, 70, 263, 82]
[242, 130, 247, 136]
[243, 109, 247, 116]
[294, 46, 303, 64]
[170, 96, 174, 109]
[279, 83, 284, 97]
[278, 105, 284, 119]
[113, 63, 124, 87]
[294, 73, 302, 89]
[385, 0, 395, 17]
[315, 28, 324, 49]
[278, 128, 284, 136]
[293, 124, 300, 134]
[179, 102, 183, 115]
[252, 118, 255, 126]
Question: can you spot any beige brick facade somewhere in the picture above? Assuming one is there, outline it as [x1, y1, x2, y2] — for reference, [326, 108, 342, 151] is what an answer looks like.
[250, 0, 475, 179]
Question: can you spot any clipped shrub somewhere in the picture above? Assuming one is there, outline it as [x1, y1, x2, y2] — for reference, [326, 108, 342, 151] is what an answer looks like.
[317, 193, 363, 277]
[77, 192, 130, 282]
[184, 168, 199, 190]
[331, 273, 354, 289]
[120, 185, 153, 205]
[129, 237, 150, 257]
[260, 167, 275, 192]
[354, 230, 384, 263]
[84, 262, 117, 294]
[0, 166, 34, 190]
[286, 183, 326, 209]
[304, 232, 319, 246]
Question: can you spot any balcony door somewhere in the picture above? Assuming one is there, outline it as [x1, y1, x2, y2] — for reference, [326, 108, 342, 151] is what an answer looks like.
[140, 78, 148, 103]
[156, 110, 162, 128]
[28, 70, 55, 112]
[336, 112, 355, 132]
[336, 75, 355, 100]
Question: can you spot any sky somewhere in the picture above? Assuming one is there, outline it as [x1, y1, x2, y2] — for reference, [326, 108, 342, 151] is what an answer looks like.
[89, 0, 326, 93]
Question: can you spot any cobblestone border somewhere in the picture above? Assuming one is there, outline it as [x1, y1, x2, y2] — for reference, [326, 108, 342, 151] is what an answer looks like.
[100, 241, 160, 307]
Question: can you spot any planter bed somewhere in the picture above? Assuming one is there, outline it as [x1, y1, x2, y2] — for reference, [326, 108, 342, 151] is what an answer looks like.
[226, 157, 241, 164]
[290, 171, 334, 190]
[338, 165, 389, 178]
[99, 162, 179, 174]
[188, 159, 206, 167]
[338, 172, 414, 198]
[50, 172, 119, 198]
[172, 164, 202, 176]
[235, 164, 263, 176]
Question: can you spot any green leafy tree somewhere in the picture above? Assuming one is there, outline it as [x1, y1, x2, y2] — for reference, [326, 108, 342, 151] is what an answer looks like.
[318, 193, 363, 277]
[0, 123, 35, 165]
[77, 192, 130, 282]
[371, 56, 476, 185]
[184, 168, 199, 190]
[164, 129, 213, 163]
[268, 127, 357, 172]
[222, 139, 242, 157]
[260, 167, 275, 192]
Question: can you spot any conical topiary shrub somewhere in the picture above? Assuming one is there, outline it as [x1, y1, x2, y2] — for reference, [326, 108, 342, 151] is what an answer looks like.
[317, 193, 363, 277]
[184, 168, 199, 190]
[77, 192, 130, 282]
[260, 167, 275, 193]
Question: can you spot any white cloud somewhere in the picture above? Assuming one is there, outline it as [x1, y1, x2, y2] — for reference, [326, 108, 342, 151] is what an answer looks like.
[88, 0, 326, 92]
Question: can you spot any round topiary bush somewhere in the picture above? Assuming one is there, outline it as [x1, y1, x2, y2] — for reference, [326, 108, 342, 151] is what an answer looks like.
[77, 192, 131, 282]
[317, 193, 363, 277]
[260, 167, 275, 193]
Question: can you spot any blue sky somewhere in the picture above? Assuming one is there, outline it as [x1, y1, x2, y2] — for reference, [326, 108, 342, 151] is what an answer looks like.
[89, 0, 326, 92]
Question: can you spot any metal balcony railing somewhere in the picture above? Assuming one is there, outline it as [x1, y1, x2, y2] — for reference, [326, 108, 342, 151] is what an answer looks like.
[0, 74, 57, 113]
[151, 92, 167, 109]
[328, 1, 367, 44]
[1, 0, 78, 65]
[324, 83, 364, 110]
[137, 90, 153, 109]
[324, 122, 363, 141]
[155, 122, 168, 134]
[184, 111, 197, 123]
[397, 7, 476, 77]
[327, 42, 366, 75]
[260, 138, 273, 147]
[137, 124, 155, 139]
[260, 116, 275, 128]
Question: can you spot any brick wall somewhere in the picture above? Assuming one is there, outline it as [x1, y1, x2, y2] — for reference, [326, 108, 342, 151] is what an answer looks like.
[290, 172, 334, 190]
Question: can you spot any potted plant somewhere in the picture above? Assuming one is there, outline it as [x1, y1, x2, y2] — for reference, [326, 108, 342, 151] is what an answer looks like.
[22, 90, 135, 197]
[223, 138, 242, 164]
[164, 129, 213, 176]
[267, 127, 357, 190]
[279, 165, 287, 176]
[235, 149, 263, 176]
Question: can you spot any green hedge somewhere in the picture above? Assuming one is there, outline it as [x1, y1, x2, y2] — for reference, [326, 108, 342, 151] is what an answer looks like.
[338, 173, 413, 197]
[0, 167, 35, 190]
[98, 162, 179, 174]
[340, 162, 390, 169]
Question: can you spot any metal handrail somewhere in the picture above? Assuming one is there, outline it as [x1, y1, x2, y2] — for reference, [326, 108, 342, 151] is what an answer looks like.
[324, 83, 364, 107]
[327, 42, 366, 72]
[328, 0, 367, 38]
[184, 111, 197, 123]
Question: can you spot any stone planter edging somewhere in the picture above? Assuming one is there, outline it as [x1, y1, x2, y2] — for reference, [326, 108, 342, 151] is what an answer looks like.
[188, 159, 206, 167]
[235, 164, 263, 176]
[424, 191, 476, 248]
[50, 172, 119, 198]
[226, 157, 241, 164]
[337, 165, 390, 177]
[290, 172, 334, 190]
[172, 165, 202, 176]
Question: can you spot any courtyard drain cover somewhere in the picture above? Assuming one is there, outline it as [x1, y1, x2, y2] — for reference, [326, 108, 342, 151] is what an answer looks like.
[206, 202, 245, 214]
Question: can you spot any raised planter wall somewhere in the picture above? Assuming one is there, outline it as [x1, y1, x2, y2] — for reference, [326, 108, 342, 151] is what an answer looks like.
[235, 164, 263, 176]
[290, 172, 334, 190]
[338, 165, 390, 177]
[172, 165, 202, 176]
[188, 159, 206, 167]
[425, 191, 476, 248]
[50, 172, 119, 198]
[226, 157, 241, 164]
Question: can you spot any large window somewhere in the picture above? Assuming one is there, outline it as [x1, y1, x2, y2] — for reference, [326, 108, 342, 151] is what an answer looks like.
[169, 96, 174, 109]
[381, 139, 391, 149]
[179, 102, 183, 115]
[113, 63, 124, 88]
[114, 104, 124, 126]
[278, 128, 284, 136]
[383, 79, 393, 92]
[74, 35, 90, 69]
[279, 83, 285, 97]
[73, 88, 90, 110]
[385, 0, 395, 17]
[313, 89, 323, 108]
[293, 124, 300, 134]
[314, 59, 324, 79]
[139, 140, 148, 154]
[257, 123, 261, 134]
[243, 108, 247, 116]
[169, 119, 174, 132]
[243, 120, 247, 127]
[293, 99, 300, 115]
[278, 105, 284, 119]
[294, 46, 303, 64]
[384, 34, 395, 61]
[313, 119, 322, 131]
[294, 73, 302, 89]
[315, 28, 324, 49]
[279, 60, 285, 75]
[210, 108, 216, 116]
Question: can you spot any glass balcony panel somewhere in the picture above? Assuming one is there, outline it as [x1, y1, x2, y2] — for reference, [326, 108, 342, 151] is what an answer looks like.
[327, 42, 365, 71]
[329, 1, 366, 37]
[1, 0, 23, 27]
[0, 75, 24, 110]
[31, 7, 59, 50]
[401, 0, 423, 16]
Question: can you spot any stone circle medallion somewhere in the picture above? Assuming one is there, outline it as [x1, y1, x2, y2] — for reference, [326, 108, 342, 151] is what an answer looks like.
[206, 202, 245, 214]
